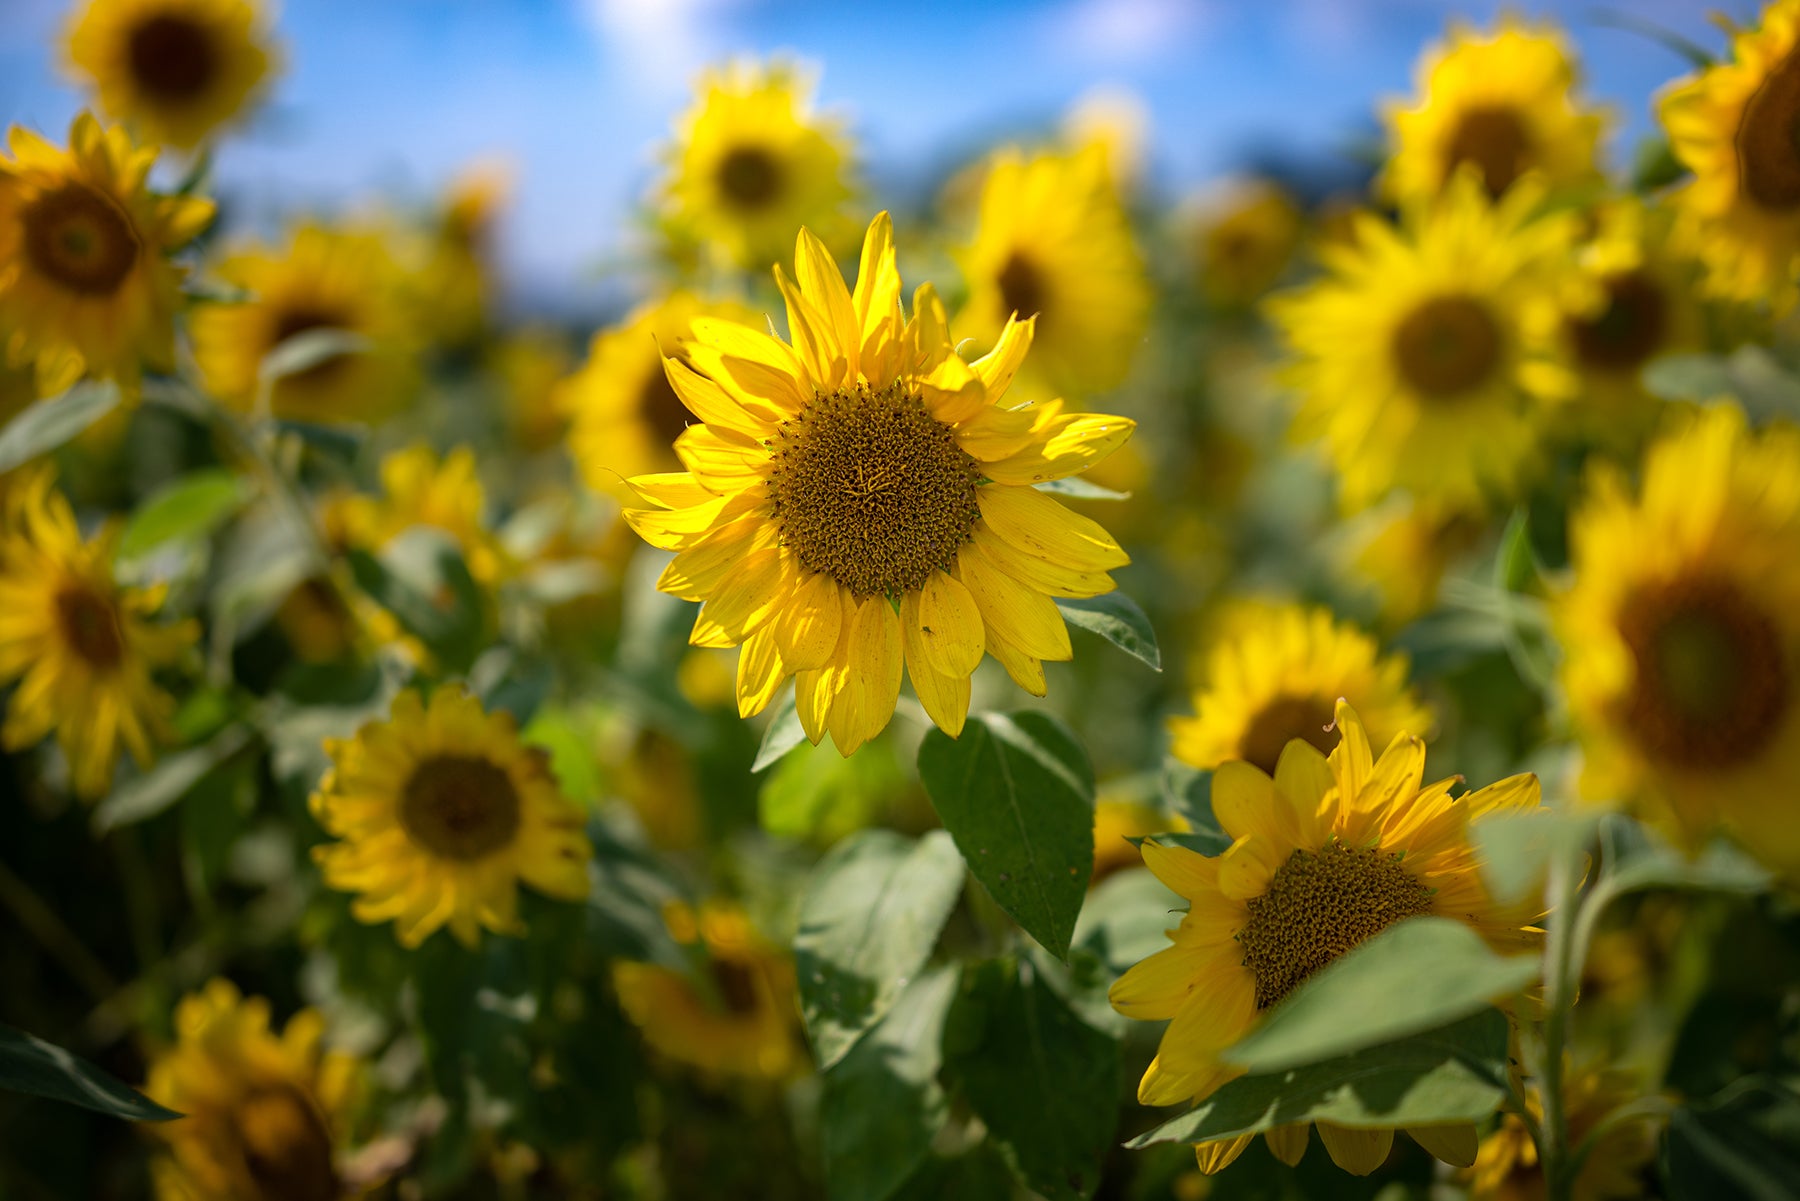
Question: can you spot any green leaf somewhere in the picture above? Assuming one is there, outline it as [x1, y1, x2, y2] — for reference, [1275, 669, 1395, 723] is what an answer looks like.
[916, 711, 1095, 960]
[752, 693, 807, 772]
[1128, 1009, 1510, 1147]
[1056, 593, 1161, 671]
[1072, 867, 1184, 978]
[523, 707, 602, 806]
[1663, 1078, 1800, 1201]
[584, 816, 691, 969]
[0, 380, 121, 474]
[0, 1023, 180, 1121]
[91, 724, 256, 833]
[1221, 917, 1539, 1073]
[1471, 808, 1596, 910]
[347, 531, 486, 673]
[945, 956, 1120, 1201]
[1158, 761, 1228, 850]
[821, 967, 959, 1201]
[796, 830, 966, 1069]
[1034, 478, 1131, 501]
[118, 468, 249, 560]
[1493, 508, 1539, 595]
[1604, 838, 1773, 899]
[760, 736, 904, 845]
[259, 328, 371, 382]
[1644, 349, 1800, 423]
[1631, 135, 1687, 192]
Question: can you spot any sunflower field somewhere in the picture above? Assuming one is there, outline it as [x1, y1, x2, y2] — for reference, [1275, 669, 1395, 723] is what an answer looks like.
[4, 1, 1800, 1199]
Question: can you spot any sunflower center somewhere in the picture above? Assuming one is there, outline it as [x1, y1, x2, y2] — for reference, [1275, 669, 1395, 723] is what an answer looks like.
[399, 754, 523, 861]
[55, 587, 124, 669]
[1393, 295, 1502, 400]
[1238, 693, 1338, 776]
[768, 381, 981, 597]
[1737, 47, 1800, 210]
[708, 956, 762, 1016]
[232, 1085, 339, 1201]
[997, 251, 1047, 325]
[127, 13, 219, 103]
[21, 184, 140, 296]
[640, 362, 691, 447]
[1567, 269, 1668, 371]
[271, 306, 353, 387]
[1618, 577, 1789, 770]
[716, 146, 783, 210]
[1238, 842, 1435, 1009]
[1442, 104, 1533, 196]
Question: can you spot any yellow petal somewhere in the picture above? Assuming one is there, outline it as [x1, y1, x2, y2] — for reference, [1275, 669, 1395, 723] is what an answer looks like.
[1406, 1123, 1478, 1168]
[1140, 838, 1220, 899]
[625, 493, 731, 551]
[982, 413, 1137, 486]
[969, 527, 1117, 598]
[1195, 1136, 1253, 1175]
[902, 628, 970, 738]
[825, 595, 903, 754]
[976, 485, 1129, 572]
[663, 357, 773, 440]
[1217, 833, 1283, 901]
[1328, 699, 1373, 800]
[915, 570, 985, 677]
[657, 515, 767, 600]
[984, 626, 1046, 696]
[1316, 1124, 1394, 1176]
[776, 263, 847, 389]
[1108, 944, 1207, 1019]
[955, 403, 1042, 461]
[1211, 759, 1297, 846]
[694, 548, 790, 641]
[1264, 1124, 1310, 1167]
[955, 544, 1070, 662]
[969, 314, 1034, 403]
[852, 212, 901, 362]
[771, 571, 845, 671]
[904, 282, 952, 372]
[795, 226, 859, 378]
[918, 354, 987, 425]
[736, 627, 786, 718]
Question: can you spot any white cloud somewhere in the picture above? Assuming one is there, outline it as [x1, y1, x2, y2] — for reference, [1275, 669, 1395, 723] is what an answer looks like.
[577, 0, 746, 101]
[1038, 0, 1214, 67]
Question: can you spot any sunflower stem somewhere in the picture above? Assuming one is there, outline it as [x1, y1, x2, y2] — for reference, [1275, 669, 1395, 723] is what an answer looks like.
[1537, 834, 1584, 1201]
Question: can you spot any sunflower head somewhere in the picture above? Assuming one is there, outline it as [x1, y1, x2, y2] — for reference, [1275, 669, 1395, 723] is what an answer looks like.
[333, 443, 511, 586]
[1465, 1064, 1661, 1201]
[1186, 178, 1305, 310]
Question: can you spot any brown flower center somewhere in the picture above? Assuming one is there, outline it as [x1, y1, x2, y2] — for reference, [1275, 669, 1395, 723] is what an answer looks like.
[232, 1084, 340, 1201]
[1737, 47, 1800, 210]
[768, 381, 980, 597]
[1238, 693, 1338, 777]
[127, 13, 219, 103]
[997, 251, 1047, 326]
[1618, 576, 1789, 770]
[21, 183, 140, 296]
[1392, 295, 1502, 400]
[640, 361, 691, 447]
[1238, 842, 1434, 1009]
[708, 956, 762, 1016]
[716, 145, 783, 211]
[399, 754, 523, 861]
[1567, 269, 1668, 372]
[56, 586, 124, 669]
[1442, 104, 1534, 197]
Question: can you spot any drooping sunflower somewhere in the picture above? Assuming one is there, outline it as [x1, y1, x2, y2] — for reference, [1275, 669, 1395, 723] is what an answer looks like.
[621, 213, 1135, 755]
[1168, 601, 1434, 774]
[190, 223, 418, 423]
[144, 978, 366, 1201]
[65, 0, 276, 152]
[1382, 17, 1606, 204]
[1465, 1064, 1661, 1201]
[1269, 171, 1577, 514]
[1185, 178, 1305, 311]
[0, 112, 213, 394]
[0, 467, 195, 798]
[1110, 702, 1545, 1176]
[1555, 404, 1800, 875]
[658, 60, 854, 272]
[309, 685, 593, 948]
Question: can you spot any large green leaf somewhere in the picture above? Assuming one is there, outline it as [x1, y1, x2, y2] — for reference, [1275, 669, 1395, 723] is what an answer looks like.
[91, 723, 256, 832]
[0, 380, 121, 474]
[0, 1024, 180, 1121]
[916, 711, 1095, 960]
[117, 468, 249, 560]
[1056, 593, 1161, 671]
[796, 830, 966, 1069]
[1221, 917, 1538, 1073]
[1663, 1078, 1800, 1201]
[760, 737, 904, 845]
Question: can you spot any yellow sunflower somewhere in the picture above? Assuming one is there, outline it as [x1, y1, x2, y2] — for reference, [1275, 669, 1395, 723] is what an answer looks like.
[1660, 0, 1800, 308]
[0, 112, 213, 395]
[621, 213, 1134, 755]
[144, 978, 366, 1201]
[1185, 178, 1305, 311]
[1555, 404, 1800, 875]
[0, 467, 194, 798]
[309, 684, 593, 948]
[493, 327, 573, 455]
[658, 60, 854, 272]
[613, 900, 800, 1081]
[956, 145, 1150, 400]
[1092, 795, 1174, 884]
[190, 223, 418, 424]
[1110, 701, 1545, 1176]
[413, 160, 510, 347]
[1342, 501, 1489, 631]
[330, 443, 511, 585]
[1465, 1064, 1661, 1201]
[65, 0, 276, 152]
[1168, 601, 1434, 775]
[1270, 171, 1577, 514]
[1382, 16, 1606, 204]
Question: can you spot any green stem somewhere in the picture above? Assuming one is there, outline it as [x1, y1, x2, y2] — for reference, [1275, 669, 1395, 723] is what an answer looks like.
[1538, 838, 1584, 1201]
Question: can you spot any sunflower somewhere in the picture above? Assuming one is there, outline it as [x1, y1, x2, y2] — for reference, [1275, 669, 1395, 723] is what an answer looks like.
[0, 112, 213, 395]
[956, 145, 1150, 399]
[1555, 404, 1800, 875]
[309, 685, 593, 948]
[65, 0, 276, 152]
[1465, 1064, 1660, 1201]
[0, 468, 194, 798]
[613, 900, 800, 1080]
[493, 327, 572, 455]
[621, 213, 1134, 755]
[190, 223, 418, 424]
[144, 978, 366, 1201]
[658, 60, 854, 272]
[1168, 601, 1434, 775]
[413, 160, 510, 347]
[1342, 501, 1489, 630]
[331, 443, 511, 585]
[1110, 701, 1545, 1176]
[1659, 0, 1800, 309]
[1186, 178, 1305, 311]
[1092, 795, 1172, 884]
[1269, 171, 1577, 514]
[1382, 17, 1606, 205]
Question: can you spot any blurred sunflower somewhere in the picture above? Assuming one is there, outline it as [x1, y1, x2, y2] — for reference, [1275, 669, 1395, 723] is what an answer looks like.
[144, 978, 365, 1201]
[65, 0, 276, 152]
[613, 900, 800, 1080]
[331, 443, 511, 585]
[493, 327, 573, 455]
[1383, 17, 1605, 203]
[1556, 405, 1800, 874]
[659, 60, 853, 271]
[1186, 178, 1305, 311]
[1110, 702, 1544, 1176]
[1465, 1064, 1660, 1201]
[1092, 795, 1171, 884]
[1343, 501, 1489, 630]
[0, 467, 194, 798]
[191, 223, 418, 423]
[413, 160, 510, 347]
[310, 685, 593, 949]
[622, 213, 1134, 754]
[1270, 171, 1577, 513]
[0, 112, 213, 395]
[1168, 601, 1433, 774]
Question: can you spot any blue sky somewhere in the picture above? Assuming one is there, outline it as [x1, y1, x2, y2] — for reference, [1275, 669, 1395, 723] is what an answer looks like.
[0, 0, 1750, 314]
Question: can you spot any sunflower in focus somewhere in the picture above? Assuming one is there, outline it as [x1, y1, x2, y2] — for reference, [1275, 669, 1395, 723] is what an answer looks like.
[613, 900, 800, 1081]
[659, 60, 853, 271]
[144, 978, 365, 1201]
[1110, 702, 1544, 1176]
[1465, 1065, 1660, 1201]
[1186, 178, 1305, 310]
[310, 685, 593, 949]
[1169, 601, 1433, 774]
[622, 213, 1134, 754]
[1382, 17, 1605, 204]
[1555, 405, 1800, 875]
[65, 0, 276, 152]
[1270, 172, 1577, 514]
[191, 224, 418, 423]
[0, 467, 195, 798]
[0, 112, 213, 395]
